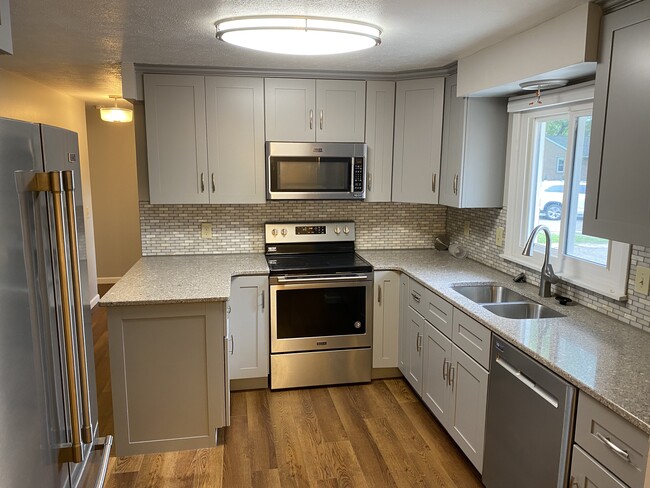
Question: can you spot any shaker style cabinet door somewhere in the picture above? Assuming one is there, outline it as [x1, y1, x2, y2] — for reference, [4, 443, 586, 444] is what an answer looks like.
[144, 74, 209, 204]
[392, 78, 445, 204]
[205, 77, 266, 203]
[584, 0, 650, 246]
[439, 74, 507, 209]
[264, 78, 316, 142]
[398, 274, 410, 375]
[228, 276, 269, 380]
[422, 320, 452, 423]
[315, 79, 366, 142]
[372, 271, 400, 368]
[569, 445, 627, 488]
[405, 306, 425, 394]
[365, 81, 395, 202]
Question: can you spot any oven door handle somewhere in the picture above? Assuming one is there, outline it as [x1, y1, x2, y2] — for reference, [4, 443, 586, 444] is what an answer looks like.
[276, 274, 369, 283]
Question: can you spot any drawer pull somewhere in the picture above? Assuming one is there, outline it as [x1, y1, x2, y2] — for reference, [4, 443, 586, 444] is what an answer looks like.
[411, 292, 421, 303]
[594, 431, 631, 462]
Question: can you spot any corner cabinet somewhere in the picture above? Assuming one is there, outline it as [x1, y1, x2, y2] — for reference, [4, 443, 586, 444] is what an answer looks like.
[439, 74, 508, 208]
[392, 78, 445, 204]
[144, 74, 265, 204]
[264, 78, 366, 142]
[107, 302, 228, 456]
[365, 81, 396, 202]
[228, 276, 269, 380]
[584, 0, 650, 246]
[372, 271, 400, 368]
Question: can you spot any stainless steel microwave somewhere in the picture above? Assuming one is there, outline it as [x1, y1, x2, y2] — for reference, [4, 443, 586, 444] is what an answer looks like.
[266, 142, 367, 200]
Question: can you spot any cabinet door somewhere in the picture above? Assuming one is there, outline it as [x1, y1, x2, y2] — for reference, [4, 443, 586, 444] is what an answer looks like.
[392, 78, 445, 204]
[570, 445, 627, 488]
[584, 1, 650, 246]
[373, 271, 400, 368]
[265, 78, 316, 142]
[205, 77, 266, 203]
[440, 74, 465, 208]
[365, 81, 395, 202]
[422, 320, 452, 425]
[316, 80, 366, 142]
[228, 276, 269, 380]
[398, 274, 409, 375]
[405, 307, 425, 394]
[448, 343, 488, 473]
[144, 74, 209, 204]
[108, 303, 226, 456]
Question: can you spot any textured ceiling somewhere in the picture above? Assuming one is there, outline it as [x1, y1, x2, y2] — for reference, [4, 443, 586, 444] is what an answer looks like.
[0, 0, 588, 104]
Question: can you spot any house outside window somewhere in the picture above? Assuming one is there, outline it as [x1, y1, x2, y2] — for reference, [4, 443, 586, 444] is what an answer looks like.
[556, 156, 565, 174]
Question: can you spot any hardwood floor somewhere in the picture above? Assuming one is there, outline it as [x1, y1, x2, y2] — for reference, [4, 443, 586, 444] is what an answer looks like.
[91, 307, 483, 487]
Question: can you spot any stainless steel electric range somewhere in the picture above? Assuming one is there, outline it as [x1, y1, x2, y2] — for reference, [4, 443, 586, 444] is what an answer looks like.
[265, 221, 373, 390]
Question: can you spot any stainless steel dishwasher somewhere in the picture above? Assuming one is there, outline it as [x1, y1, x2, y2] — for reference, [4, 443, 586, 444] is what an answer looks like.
[482, 336, 576, 488]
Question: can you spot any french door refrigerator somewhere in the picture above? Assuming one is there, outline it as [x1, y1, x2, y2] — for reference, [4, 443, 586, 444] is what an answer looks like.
[0, 117, 111, 488]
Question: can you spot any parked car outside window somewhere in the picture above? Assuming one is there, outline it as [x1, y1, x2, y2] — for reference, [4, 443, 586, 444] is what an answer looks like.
[538, 181, 585, 220]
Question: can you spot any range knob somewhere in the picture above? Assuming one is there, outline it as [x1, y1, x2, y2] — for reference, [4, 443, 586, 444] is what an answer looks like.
[281, 228, 288, 237]
[343, 226, 350, 235]
[271, 228, 278, 237]
[334, 227, 341, 235]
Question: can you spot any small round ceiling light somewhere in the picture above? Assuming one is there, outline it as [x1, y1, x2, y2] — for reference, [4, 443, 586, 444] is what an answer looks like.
[519, 79, 569, 91]
[97, 95, 133, 123]
[215, 16, 381, 55]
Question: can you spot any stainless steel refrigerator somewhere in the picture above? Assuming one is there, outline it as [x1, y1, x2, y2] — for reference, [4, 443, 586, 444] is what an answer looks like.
[0, 117, 112, 488]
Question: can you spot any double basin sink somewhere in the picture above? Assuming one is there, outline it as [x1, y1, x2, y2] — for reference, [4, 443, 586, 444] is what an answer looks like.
[452, 285, 565, 320]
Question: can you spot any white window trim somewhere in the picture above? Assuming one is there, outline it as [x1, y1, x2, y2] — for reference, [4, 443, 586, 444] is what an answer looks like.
[502, 87, 630, 301]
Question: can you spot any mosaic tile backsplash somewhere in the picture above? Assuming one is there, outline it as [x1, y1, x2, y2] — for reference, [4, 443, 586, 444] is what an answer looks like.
[447, 207, 650, 333]
[141, 201, 447, 255]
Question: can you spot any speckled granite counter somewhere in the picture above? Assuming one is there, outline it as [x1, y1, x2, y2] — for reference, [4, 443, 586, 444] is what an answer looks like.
[358, 249, 650, 435]
[100, 254, 269, 306]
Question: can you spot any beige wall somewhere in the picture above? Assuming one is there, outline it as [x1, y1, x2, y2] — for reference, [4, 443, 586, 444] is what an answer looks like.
[0, 68, 99, 302]
[85, 106, 141, 282]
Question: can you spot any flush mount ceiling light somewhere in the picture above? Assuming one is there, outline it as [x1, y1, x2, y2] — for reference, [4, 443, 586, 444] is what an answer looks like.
[214, 16, 381, 55]
[97, 95, 133, 123]
[519, 79, 569, 91]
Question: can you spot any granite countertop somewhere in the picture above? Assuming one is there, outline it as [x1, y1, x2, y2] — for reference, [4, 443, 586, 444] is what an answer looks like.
[358, 249, 650, 435]
[100, 254, 269, 306]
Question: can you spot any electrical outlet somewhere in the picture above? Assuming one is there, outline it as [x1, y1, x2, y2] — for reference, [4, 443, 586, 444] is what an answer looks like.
[201, 223, 212, 239]
[464, 221, 470, 237]
[635, 266, 650, 295]
[496, 227, 504, 247]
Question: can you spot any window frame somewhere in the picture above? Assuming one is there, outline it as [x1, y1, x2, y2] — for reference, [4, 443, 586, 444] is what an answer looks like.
[503, 89, 630, 300]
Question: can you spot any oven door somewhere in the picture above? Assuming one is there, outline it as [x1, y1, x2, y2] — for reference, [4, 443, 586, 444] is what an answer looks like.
[270, 274, 373, 353]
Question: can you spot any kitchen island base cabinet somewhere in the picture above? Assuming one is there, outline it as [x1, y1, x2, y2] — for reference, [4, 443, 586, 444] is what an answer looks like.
[108, 302, 228, 456]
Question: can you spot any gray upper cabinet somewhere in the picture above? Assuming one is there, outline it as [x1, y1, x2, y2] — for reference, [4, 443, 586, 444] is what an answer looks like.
[205, 77, 266, 204]
[144, 74, 209, 204]
[584, 0, 650, 246]
[365, 81, 395, 202]
[144, 74, 265, 204]
[265, 78, 366, 142]
[439, 74, 508, 208]
[392, 78, 445, 204]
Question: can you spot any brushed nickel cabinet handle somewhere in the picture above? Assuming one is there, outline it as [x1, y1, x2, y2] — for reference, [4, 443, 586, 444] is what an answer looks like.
[453, 174, 459, 195]
[211, 173, 216, 193]
[416, 332, 422, 352]
[230, 335, 234, 355]
[569, 477, 579, 488]
[261, 290, 265, 310]
[411, 291, 421, 303]
[309, 109, 313, 130]
[62, 171, 92, 445]
[200, 172, 205, 192]
[449, 365, 455, 390]
[432, 173, 437, 193]
[378, 285, 382, 305]
[442, 358, 449, 381]
[594, 432, 631, 462]
[367, 172, 372, 191]
[320, 110, 324, 130]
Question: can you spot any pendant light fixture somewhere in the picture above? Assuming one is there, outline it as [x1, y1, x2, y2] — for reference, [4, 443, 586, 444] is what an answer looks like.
[98, 95, 133, 123]
[214, 16, 381, 55]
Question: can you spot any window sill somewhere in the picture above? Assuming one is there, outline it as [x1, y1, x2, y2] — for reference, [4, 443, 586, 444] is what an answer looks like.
[499, 253, 628, 302]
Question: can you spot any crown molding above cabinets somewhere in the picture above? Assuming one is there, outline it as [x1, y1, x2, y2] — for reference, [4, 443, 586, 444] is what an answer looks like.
[457, 3, 601, 97]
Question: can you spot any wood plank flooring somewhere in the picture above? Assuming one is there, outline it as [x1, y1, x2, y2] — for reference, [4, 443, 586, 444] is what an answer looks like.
[91, 307, 483, 487]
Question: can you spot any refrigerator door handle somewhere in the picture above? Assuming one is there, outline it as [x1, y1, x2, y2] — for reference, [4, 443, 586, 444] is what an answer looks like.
[30, 171, 84, 464]
[93, 435, 113, 488]
[62, 171, 93, 444]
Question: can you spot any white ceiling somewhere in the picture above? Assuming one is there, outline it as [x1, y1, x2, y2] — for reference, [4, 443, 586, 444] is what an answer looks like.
[1, 0, 588, 105]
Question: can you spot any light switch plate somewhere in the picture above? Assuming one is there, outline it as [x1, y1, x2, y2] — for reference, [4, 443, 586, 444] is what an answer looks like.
[496, 227, 504, 247]
[635, 266, 650, 295]
[201, 223, 212, 239]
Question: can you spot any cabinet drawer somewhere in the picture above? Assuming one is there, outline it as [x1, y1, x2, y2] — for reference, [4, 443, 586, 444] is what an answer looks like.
[408, 279, 453, 338]
[571, 444, 628, 488]
[575, 392, 648, 488]
[451, 309, 491, 370]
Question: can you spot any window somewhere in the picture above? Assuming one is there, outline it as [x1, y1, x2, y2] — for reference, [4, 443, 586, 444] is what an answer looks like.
[504, 89, 630, 299]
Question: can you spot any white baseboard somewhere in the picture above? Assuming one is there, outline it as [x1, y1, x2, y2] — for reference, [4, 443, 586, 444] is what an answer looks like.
[90, 294, 101, 309]
[97, 276, 121, 285]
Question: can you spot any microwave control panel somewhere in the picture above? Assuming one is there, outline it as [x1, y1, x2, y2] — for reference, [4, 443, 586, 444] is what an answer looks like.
[353, 158, 364, 193]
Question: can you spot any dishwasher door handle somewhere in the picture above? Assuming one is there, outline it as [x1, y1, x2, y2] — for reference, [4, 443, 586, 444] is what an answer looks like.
[496, 355, 559, 408]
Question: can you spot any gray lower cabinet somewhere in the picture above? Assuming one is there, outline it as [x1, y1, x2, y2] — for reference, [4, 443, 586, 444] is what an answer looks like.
[398, 273, 410, 373]
[404, 306, 425, 394]
[584, 0, 650, 246]
[228, 275, 269, 381]
[570, 445, 627, 488]
[107, 302, 228, 456]
[373, 271, 401, 368]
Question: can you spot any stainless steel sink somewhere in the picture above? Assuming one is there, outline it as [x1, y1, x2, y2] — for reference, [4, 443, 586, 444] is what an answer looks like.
[482, 302, 565, 319]
[452, 285, 528, 304]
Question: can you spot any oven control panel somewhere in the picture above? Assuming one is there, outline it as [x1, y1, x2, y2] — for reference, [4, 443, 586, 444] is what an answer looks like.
[265, 222, 355, 243]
